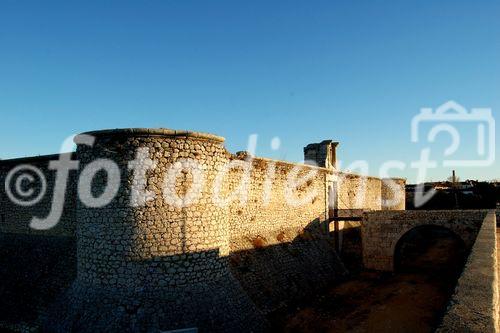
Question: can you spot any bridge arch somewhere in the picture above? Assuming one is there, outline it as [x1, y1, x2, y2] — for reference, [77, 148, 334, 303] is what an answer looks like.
[392, 224, 466, 272]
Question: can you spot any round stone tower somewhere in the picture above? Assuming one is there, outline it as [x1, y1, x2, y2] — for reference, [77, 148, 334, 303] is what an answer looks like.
[75, 128, 232, 289]
[46, 128, 264, 333]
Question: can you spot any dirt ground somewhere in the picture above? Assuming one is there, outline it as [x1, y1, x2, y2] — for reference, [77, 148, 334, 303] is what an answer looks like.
[269, 234, 465, 333]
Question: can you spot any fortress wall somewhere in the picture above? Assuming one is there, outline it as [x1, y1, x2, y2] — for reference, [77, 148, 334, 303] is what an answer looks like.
[337, 173, 382, 210]
[225, 157, 347, 313]
[0, 154, 76, 237]
[0, 136, 406, 245]
[228, 156, 330, 252]
[0, 128, 407, 331]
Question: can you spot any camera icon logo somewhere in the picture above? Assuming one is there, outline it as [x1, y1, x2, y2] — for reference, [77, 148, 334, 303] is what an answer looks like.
[411, 100, 495, 167]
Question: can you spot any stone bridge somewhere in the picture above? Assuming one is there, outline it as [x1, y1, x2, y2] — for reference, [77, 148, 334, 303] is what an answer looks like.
[361, 210, 489, 271]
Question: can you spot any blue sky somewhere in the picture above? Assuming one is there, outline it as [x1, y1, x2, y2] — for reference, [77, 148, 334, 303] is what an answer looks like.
[0, 0, 498, 182]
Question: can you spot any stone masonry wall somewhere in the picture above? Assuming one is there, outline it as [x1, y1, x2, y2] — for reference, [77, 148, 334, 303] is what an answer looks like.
[225, 156, 348, 312]
[0, 154, 76, 237]
[0, 134, 405, 242]
[337, 173, 382, 210]
[74, 130, 234, 289]
[228, 156, 329, 252]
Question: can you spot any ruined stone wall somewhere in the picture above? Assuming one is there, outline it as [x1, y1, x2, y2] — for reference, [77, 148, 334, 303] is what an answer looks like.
[304, 140, 338, 169]
[0, 155, 76, 237]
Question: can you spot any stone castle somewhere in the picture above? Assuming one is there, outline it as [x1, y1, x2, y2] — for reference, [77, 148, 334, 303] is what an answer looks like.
[0, 128, 496, 332]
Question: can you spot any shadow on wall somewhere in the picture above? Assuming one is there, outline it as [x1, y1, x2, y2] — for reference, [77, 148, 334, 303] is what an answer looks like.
[228, 218, 348, 314]
[0, 220, 347, 332]
[0, 234, 76, 327]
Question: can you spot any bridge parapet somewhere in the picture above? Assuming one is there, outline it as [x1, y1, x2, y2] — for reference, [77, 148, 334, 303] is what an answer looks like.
[437, 211, 498, 333]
